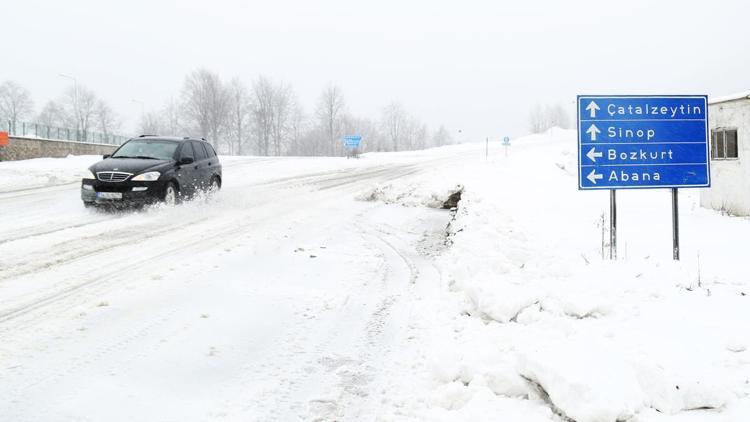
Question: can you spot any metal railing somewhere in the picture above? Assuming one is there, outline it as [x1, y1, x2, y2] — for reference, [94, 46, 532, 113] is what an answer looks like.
[1, 119, 129, 145]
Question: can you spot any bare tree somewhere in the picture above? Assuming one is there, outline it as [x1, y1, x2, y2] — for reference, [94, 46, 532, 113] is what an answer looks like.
[180, 68, 229, 149]
[226, 78, 251, 155]
[286, 102, 307, 156]
[432, 125, 453, 147]
[315, 84, 346, 156]
[251, 76, 275, 156]
[528, 103, 570, 133]
[411, 122, 429, 150]
[138, 111, 163, 135]
[96, 100, 121, 137]
[528, 103, 546, 134]
[381, 102, 408, 152]
[161, 97, 182, 137]
[270, 82, 293, 156]
[0, 81, 35, 131]
[61, 85, 98, 141]
[37, 100, 66, 128]
[547, 103, 570, 129]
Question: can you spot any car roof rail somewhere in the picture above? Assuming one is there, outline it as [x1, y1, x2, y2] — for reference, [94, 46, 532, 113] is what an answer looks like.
[138, 134, 158, 137]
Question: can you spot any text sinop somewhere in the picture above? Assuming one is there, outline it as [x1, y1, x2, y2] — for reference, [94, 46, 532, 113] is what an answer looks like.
[607, 126, 655, 141]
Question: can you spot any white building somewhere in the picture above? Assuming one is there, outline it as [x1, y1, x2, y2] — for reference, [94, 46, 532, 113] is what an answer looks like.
[700, 91, 750, 216]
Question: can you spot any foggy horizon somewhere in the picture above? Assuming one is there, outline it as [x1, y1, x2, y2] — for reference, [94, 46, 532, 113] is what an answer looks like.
[4, 0, 749, 141]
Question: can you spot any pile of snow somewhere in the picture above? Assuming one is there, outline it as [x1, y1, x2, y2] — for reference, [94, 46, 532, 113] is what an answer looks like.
[357, 182, 462, 209]
[0, 155, 101, 192]
[384, 129, 750, 421]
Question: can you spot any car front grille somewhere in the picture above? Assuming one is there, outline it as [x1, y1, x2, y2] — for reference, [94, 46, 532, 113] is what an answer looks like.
[97, 171, 132, 182]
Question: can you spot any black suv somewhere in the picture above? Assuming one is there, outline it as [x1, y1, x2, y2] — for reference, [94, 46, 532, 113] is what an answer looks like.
[81, 136, 222, 207]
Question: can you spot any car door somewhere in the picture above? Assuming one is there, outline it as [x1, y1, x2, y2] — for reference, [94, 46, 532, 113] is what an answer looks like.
[176, 141, 198, 197]
[191, 141, 210, 190]
[203, 142, 221, 179]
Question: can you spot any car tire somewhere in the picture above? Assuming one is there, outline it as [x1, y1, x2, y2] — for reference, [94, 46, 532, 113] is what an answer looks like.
[163, 182, 178, 206]
[209, 177, 221, 194]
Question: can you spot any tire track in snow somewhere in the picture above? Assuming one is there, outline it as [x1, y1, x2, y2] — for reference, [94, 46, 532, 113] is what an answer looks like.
[0, 161, 427, 329]
[305, 220, 423, 421]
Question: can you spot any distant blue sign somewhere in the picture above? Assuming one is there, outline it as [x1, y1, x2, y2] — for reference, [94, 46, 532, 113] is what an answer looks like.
[503, 136, 510, 146]
[578, 95, 710, 190]
[343, 135, 362, 149]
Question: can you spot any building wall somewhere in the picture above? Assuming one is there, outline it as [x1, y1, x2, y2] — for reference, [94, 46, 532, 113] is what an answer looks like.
[700, 99, 750, 216]
[0, 136, 118, 161]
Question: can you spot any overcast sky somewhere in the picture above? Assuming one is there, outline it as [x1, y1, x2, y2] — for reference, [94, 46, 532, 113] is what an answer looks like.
[4, 0, 749, 140]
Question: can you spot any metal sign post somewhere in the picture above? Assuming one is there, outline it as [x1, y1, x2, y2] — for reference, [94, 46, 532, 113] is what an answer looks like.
[502, 136, 510, 157]
[577, 95, 709, 260]
[610, 189, 617, 260]
[485, 137, 488, 161]
[672, 188, 679, 260]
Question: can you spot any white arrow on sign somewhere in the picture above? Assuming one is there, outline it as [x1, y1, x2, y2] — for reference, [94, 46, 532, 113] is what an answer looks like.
[586, 169, 604, 184]
[586, 124, 601, 141]
[586, 147, 603, 162]
[585, 101, 600, 118]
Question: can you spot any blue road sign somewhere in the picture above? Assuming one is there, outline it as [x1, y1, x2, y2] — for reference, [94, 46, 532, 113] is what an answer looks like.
[343, 135, 362, 148]
[503, 136, 510, 146]
[578, 95, 709, 190]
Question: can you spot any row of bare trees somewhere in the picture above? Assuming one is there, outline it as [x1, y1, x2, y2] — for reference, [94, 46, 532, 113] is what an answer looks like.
[1, 72, 456, 156]
[140, 68, 455, 156]
[0, 80, 122, 141]
[0, 81, 35, 130]
[528, 103, 570, 134]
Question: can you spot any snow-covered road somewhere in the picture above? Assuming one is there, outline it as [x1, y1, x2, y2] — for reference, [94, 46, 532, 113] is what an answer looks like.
[0, 152, 468, 421]
[2, 133, 749, 422]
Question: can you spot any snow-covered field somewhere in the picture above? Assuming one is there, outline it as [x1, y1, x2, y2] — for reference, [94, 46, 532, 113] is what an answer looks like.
[0, 131, 748, 421]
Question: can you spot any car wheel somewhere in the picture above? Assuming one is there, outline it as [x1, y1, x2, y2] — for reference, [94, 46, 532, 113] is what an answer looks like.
[163, 182, 178, 206]
[209, 177, 220, 194]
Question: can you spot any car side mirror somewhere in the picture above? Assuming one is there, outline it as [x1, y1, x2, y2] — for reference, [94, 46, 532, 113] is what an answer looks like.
[179, 157, 194, 165]
[103, 154, 111, 159]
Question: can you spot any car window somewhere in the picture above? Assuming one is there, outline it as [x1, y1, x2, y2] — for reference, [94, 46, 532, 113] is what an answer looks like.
[180, 142, 195, 160]
[205, 143, 217, 158]
[192, 141, 208, 161]
[112, 140, 179, 160]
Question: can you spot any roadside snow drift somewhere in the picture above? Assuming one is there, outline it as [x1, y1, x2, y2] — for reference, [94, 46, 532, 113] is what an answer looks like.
[374, 128, 750, 421]
[0, 131, 748, 421]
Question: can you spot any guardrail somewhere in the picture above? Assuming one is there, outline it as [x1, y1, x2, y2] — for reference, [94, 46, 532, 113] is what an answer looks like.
[0, 119, 129, 145]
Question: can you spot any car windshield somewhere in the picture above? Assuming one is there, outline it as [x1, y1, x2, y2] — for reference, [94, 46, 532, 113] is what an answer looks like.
[112, 140, 179, 160]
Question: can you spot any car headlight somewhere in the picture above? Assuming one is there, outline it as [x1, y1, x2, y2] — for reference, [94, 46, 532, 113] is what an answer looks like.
[84, 170, 96, 179]
[132, 171, 161, 182]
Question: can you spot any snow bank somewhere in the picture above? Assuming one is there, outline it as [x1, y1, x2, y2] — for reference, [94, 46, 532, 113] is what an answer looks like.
[0, 155, 101, 192]
[357, 182, 462, 208]
[389, 128, 750, 421]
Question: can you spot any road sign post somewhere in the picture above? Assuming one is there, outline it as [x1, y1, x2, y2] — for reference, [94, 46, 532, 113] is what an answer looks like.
[502, 136, 510, 157]
[578, 95, 709, 260]
[672, 188, 679, 260]
[610, 189, 617, 260]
